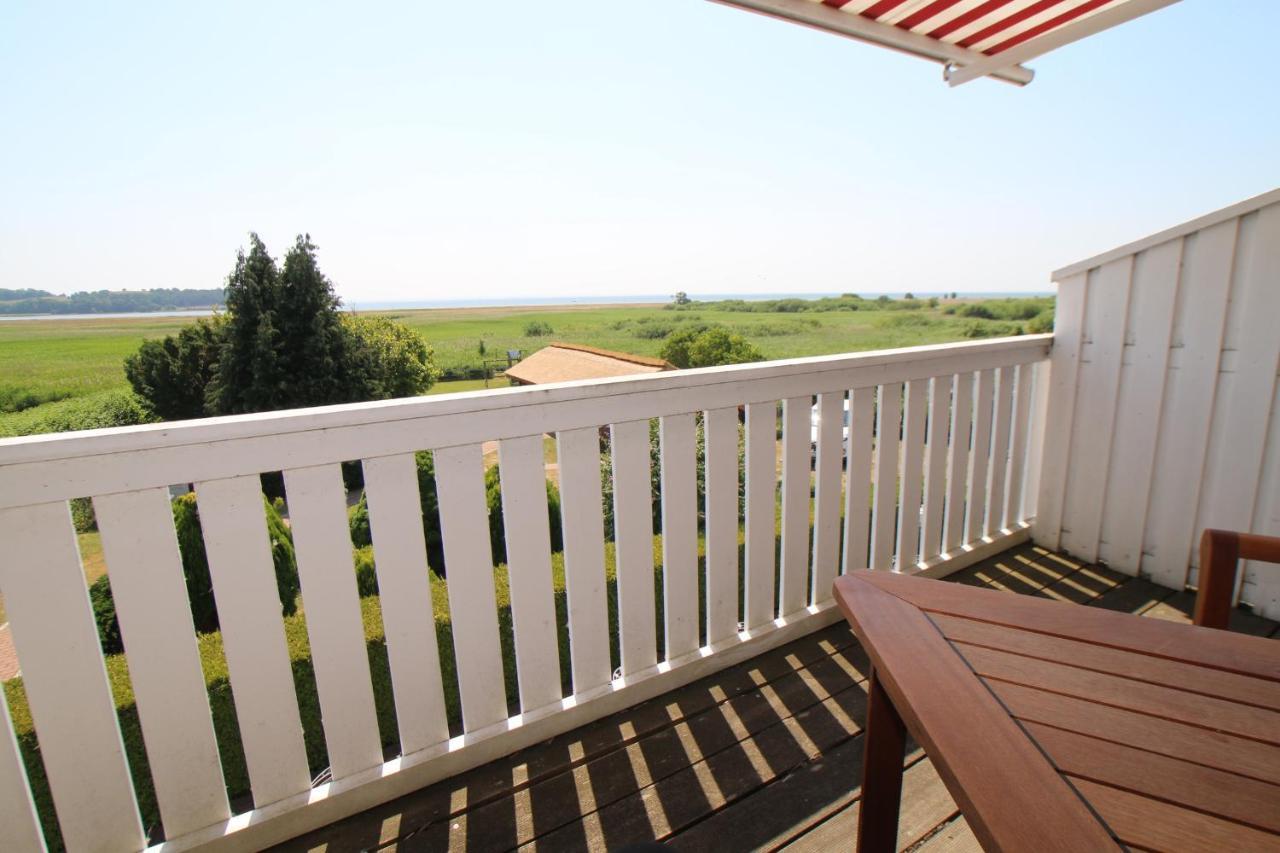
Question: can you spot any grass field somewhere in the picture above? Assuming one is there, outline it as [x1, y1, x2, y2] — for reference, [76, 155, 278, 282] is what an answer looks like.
[0, 296, 1050, 437]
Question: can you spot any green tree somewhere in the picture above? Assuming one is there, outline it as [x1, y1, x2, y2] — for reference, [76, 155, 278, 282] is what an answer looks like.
[129, 234, 437, 420]
[660, 325, 764, 369]
[672, 291, 691, 305]
[209, 234, 348, 414]
[341, 315, 439, 400]
[124, 315, 227, 420]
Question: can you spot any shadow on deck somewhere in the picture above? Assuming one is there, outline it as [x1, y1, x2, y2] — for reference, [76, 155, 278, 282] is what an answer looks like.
[278, 544, 1280, 852]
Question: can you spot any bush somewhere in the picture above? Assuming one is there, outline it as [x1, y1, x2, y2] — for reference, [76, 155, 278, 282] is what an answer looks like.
[0, 390, 157, 438]
[523, 320, 555, 336]
[340, 314, 439, 401]
[89, 492, 299, 654]
[959, 320, 1024, 339]
[660, 325, 764, 369]
[1027, 308, 1055, 334]
[71, 497, 97, 533]
[124, 316, 227, 420]
[88, 576, 121, 653]
[957, 304, 995, 319]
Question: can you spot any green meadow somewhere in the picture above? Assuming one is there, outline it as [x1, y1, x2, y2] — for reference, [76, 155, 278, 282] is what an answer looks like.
[0, 296, 1051, 437]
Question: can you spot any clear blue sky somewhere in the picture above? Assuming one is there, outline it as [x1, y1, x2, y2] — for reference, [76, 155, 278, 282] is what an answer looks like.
[1, 1, 1277, 301]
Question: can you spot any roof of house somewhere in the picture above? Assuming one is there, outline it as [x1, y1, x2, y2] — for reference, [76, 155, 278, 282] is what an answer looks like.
[505, 342, 674, 385]
[713, 0, 1177, 87]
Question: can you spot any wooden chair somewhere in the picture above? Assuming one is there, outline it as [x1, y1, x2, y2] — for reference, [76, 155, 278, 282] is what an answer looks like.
[1194, 529, 1280, 630]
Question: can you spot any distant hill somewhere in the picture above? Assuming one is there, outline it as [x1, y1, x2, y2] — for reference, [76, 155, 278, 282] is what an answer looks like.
[0, 287, 225, 315]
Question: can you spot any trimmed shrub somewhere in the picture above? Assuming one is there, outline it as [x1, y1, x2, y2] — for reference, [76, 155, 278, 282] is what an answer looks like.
[70, 498, 97, 533]
[485, 463, 563, 564]
[0, 389, 156, 438]
[88, 576, 120, 654]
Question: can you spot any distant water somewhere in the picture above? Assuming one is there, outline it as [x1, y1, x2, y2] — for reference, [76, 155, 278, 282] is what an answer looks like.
[0, 291, 1052, 321]
[0, 309, 216, 322]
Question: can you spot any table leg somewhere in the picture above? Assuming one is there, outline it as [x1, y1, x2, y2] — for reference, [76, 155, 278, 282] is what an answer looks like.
[858, 667, 907, 853]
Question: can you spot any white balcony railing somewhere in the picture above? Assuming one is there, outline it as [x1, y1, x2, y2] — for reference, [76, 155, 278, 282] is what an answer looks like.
[0, 335, 1049, 851]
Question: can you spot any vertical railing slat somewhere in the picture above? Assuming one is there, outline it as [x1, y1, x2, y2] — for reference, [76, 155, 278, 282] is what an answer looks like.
[192, 475, 312, 807]
[497, 435, 563, 712]
[0, 688, 45, 852]
[96, 488, 230, 837]
[659, 414, 699, 660]
[921, 376, 950, 564]
[896, 380, 928, 571]
[871, 383, 903, 571]
[432, 444, 508, 731]
[361, 453, 450, 754]
[610, 420, 658, 677]
[555, 428, 612, 694]
[0, 503, 143, 852]
[779, 397, 811, 616]
[743, 403, 777, 631]
[841, 387, 876, 573]
[1005, 364, 1036, 530]
[811, 393, 845, 605]
[986, 366, 1016, 539]
[284, 464, 383, 779]
[704, 407, 741, 644]
[966, 369, 996, 544]
[944, 373, 974, 555]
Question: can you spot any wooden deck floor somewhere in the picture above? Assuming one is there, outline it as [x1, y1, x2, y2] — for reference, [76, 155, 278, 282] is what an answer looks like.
[278, 544, 1280, 853]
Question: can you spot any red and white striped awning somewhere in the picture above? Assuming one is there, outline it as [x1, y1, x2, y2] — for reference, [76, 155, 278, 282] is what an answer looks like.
[712, 0, 1178, 86]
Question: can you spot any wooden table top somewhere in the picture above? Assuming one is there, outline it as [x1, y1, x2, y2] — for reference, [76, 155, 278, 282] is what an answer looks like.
[833, 570, 1280, 853]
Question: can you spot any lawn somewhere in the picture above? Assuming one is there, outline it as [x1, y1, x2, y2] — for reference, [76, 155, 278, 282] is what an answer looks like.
[0, 295, 1050, 437]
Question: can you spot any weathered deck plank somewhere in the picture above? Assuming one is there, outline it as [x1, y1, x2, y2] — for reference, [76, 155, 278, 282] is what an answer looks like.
[278, 543, 1280, 852]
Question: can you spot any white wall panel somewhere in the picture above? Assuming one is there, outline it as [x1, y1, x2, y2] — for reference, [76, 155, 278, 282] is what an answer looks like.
[1044, 191, 1280, 615]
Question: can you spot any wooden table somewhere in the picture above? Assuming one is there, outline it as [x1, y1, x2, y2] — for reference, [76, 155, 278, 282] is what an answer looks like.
[832, 570, 1280, 853]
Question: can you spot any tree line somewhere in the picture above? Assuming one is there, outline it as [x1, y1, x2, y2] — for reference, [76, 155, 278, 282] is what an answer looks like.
[0, 287, 226, 314]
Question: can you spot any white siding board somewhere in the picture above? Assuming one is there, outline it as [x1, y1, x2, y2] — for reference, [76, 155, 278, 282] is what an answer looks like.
[871, 383, 902, 571]
[555, 428, 612, 693]
[1244, 380, 1280, 619]
[433, 445, 509, 731]
[1141, 219, 1238, 588]
[704, 407, 740, 643]
[1193, 207, 1280, 597]
[743, 403, 777, 630]
[498, 435, 564, 711]
[361, 453, 450, 754]
[610, 421, 658, 676]
[779, 397, 811, 614]
[841, 387, 876, 573]
[1097, 239, 1182, 572]
[1033, 278, 1087, 548]
[1059, 258, 1133, 562]
[95, 488, 230, 837]
[197, 475, 311, 807]
[0, 503, 145, 852]
[659, 414, 699, 660]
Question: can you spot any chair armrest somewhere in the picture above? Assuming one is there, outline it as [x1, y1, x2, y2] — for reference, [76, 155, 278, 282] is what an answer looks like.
[1194, 529, 1280, 630]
